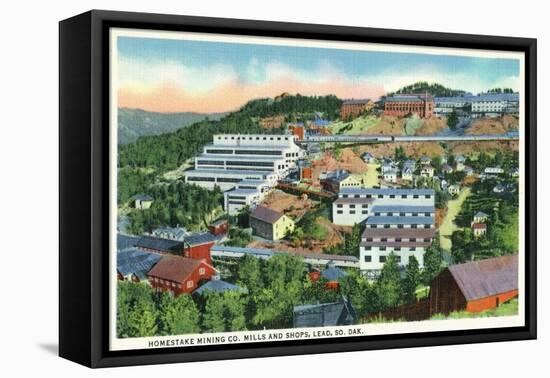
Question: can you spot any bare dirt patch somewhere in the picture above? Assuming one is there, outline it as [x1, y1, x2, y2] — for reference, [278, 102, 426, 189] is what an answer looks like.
[415, 117, 447, 135]
[247, 217, 349, 253]
[260, 190, 315, 219]
[466, 115, 518, 135]
[360, 115, 406, 136]
[448, 141, 518, 155]
[310, 148, 370, 185]
[357, 142, 445, 160]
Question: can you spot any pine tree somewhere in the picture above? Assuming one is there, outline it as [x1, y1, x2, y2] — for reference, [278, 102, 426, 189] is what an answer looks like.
[422, 233, 443, 285]
[401, 256, 420, 303]
[375, 253, 402, 310]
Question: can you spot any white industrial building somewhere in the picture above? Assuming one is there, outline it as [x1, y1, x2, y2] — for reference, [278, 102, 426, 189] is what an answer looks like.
[434, 93, 519, 118]
[223, 180, 271, 215]
[184, 133, 304, 192]
[332, 188, 435, 226]
[332, 188, 435, 279]
[434, 96, 472, 116]
[471, 93, 519, 117]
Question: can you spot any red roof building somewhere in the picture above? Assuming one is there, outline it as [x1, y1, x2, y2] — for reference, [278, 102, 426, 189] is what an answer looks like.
[148, 255, 217, 296]
[208, 219, 229, 236]
[429, 255, 518, 315]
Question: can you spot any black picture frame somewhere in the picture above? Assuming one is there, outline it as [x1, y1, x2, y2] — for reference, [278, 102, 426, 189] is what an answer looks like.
[59, 9, 537, 368]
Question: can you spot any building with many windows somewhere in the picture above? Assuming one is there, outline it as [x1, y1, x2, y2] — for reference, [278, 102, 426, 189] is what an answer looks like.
[223, 179, 271, 215]
[184, 134, 304, 191]
[332, 188, 435, 278]
[470, 93, 519, 117]
[383, 94, 434, 118]
[332, 188, 434, 226]
[433, 95, 472, 116]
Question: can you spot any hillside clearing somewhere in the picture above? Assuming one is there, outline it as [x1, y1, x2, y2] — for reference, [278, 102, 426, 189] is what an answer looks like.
[439, 187, 471, 251]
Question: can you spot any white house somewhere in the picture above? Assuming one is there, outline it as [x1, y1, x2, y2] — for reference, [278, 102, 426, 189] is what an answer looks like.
[361, 152, 376, 164]
[420, 165, 434, 178]
[455, 155, 466, 171]
[401, 167, 414, 181]
[484, 166, 504, 177]
[448, 184, 461, 196]
[383, 169, 398, 183]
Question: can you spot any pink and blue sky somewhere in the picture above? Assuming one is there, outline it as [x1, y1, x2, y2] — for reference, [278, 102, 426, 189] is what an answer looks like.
[117, 36, 520, 113]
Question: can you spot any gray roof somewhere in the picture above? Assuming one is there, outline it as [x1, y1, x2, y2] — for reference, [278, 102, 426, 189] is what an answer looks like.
[250, 206, 284, 224]
[434, 95, 473, 103]
[226, 188, 259, 196]
[371, 205, 435, 214]
[210, 245, 358, 263]
[135, 236, 185, 252]
[184, 169, 273, 177]
[152, 227, 187, 241]
[293, 297, 357, 328]
[117, 234, 140, 252]
[340, 188, 434, 196]
[385, 95, 432, 102]
[184, 232, 221, 247]
[471, 93, 519, 102]
[117, 248, 162, 277]
[448, 255, 518, 301]
[365, 216, 434, 225]
[211, 245, 274, 258]
[475, 211, 489, 218]
[193, 277, 247, 295]
[321, 265, 348, 281]
[197, 154, 283, 162]
[132, 194, 153, 201]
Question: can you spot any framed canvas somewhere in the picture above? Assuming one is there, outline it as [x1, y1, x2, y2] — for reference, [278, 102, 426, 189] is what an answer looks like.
[59, 10, 537, 368]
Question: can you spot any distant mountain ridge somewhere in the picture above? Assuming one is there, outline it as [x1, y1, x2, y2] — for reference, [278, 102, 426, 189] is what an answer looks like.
[118, 108, 226, 144]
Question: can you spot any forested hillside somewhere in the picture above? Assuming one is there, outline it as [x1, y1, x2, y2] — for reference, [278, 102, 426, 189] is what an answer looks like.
[118, 94, 341, 172]
[388, 81, 467, 97]
[118, 108, 226, 144]
[118, 95, 342, 231]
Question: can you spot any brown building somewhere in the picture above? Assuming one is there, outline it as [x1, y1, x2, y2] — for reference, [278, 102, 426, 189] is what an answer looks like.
[340, 99, 375, 119]
[208, 219, 229, 236]
[429, 254, 518, 315]
[383, 94, 434, 118]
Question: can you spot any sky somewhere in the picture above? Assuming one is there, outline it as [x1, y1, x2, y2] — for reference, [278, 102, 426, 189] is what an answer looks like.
[116, 36, 521, 113]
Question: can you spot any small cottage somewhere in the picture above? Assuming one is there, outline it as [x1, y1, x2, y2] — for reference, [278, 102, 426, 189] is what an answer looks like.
[250, 206, 295, 241]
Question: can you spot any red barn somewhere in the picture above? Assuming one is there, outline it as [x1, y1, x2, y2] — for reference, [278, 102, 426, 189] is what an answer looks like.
[148, 255, 217, 296]
[429, 255, 518, 315]
[183, 232, 220, 264]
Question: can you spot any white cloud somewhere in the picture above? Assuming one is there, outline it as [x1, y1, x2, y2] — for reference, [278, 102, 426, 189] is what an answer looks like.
[118, 56, 239, 93]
